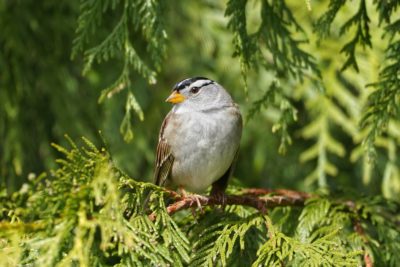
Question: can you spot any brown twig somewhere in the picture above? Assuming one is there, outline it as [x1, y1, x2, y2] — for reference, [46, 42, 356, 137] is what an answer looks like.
[346, 199, 373, 267]
[353, 217, 373, 267]
[148, 189, 310, 221]
[240, 188, 313, 199]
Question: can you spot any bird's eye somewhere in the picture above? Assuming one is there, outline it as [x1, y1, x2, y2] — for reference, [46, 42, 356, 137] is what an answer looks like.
[190, 87, 200, 94]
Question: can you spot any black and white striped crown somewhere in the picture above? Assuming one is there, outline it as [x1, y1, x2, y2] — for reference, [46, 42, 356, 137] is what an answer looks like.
[173, 77, 214, 91]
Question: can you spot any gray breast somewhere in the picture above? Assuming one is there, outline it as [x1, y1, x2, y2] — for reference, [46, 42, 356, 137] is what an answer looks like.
[163, 106, 242, 192]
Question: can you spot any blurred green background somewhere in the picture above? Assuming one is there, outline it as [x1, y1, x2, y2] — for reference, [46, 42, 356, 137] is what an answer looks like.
[1, 0, 399, 199]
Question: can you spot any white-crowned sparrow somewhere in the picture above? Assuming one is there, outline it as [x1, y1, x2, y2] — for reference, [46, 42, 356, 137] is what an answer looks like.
[154, 77, 242, 198]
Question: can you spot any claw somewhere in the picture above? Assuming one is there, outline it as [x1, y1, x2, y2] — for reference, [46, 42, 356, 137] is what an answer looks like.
[178, 186, 206, 214]
[188, 194, 207, 213]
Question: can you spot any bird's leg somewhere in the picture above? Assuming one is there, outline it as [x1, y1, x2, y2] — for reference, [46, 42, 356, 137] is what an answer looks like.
[210, 149, 237, 208]
[210, 173, 229, 207]
[210, 186, 227, 207]
[178, 185, 188, 199]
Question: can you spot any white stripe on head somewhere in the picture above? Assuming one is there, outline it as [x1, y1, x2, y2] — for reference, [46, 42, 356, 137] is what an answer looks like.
[189, 79, 213, 89]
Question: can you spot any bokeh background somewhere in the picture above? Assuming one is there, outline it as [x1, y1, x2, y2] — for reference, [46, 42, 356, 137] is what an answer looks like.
[1, 0, 399, 200]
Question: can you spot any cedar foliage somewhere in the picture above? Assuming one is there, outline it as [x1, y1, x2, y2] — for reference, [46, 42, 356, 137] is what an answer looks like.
[1, 0, 400, 266]
[1, 138, 399, 266]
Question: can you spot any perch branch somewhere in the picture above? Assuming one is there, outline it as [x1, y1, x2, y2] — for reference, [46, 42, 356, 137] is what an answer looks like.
[149, 189, 310, 221]
[240, 188, 312, 198]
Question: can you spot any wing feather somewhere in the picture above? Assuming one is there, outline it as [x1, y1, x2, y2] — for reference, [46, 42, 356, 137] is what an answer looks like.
[154, 112, 174, 186]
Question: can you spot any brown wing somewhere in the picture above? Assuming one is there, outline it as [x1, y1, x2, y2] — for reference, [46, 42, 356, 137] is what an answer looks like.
[154, 113, 174, 186]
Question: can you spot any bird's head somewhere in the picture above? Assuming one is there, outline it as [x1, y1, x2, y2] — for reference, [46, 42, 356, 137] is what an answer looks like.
[166, 77, 233, 111]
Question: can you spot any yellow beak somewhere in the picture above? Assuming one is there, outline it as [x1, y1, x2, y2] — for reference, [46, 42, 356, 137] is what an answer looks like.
[165, 91, 185, 104]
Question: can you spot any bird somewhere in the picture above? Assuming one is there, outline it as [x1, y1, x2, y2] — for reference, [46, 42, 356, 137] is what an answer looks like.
[153, 77, 242, 201]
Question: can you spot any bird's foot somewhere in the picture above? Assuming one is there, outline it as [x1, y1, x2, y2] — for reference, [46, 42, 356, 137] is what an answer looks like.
[187, 194, 208, 215]
[178, 186, 206, 214]
[178, 186, 188, 199]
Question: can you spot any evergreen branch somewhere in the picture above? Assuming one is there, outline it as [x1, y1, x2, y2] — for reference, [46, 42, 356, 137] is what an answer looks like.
[71, 0, 104, 58]
[190, 213, 267, 266]
[300, 95, 347, 187]
[247, 81, 298, 154]
[361, 16, 400, 158]
[225, 0, 256, 66]
[225, 0, 257, 91]
[315, 0, 373, 71]
[82, 10, 128, 74]
[71, 0, 167, 142]
[73, 0, 166, 81]
[254, 215, 361, 266]
[314, 0, 346, 38]
[225, 0, 321, 91]
[340, 0, 372, 71]
[135, 0, 167, 70]
[374, 0, 400, 25]
[246, 81, 277, 122]
[258, 0, 321, 80]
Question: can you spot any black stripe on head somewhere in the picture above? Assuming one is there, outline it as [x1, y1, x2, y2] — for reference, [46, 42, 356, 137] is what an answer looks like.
[198, 81, 214, 88]
[173, 77, 213, 91]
